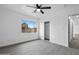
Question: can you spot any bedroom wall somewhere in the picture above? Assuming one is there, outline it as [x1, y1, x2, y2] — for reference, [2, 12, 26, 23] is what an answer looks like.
[73, 19, 79, 38]
[74, 25, 79, 34]
[39, 4, 79, 47]
[0, 6, 38, 47]
[69, 16, 79, 35]
[73, 20, 79, 35]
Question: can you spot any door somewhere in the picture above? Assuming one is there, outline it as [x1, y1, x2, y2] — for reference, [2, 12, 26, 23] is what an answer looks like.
[44, 21, 50, 41]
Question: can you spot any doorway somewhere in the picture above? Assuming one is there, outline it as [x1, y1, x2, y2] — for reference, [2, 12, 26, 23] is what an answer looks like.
[68, 15, 79, 49]
[44, 21, 50, 41]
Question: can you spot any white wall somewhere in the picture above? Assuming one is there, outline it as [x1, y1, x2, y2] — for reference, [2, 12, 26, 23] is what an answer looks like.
[0, 6, 38, 47]
[73, 20, 79, 38]
[39, 4, 79, 47]
[74, 25, 79, 34]
[73, 20, 79, 35]
[39, 22, 44, 40]
[70, 16, 79, 37]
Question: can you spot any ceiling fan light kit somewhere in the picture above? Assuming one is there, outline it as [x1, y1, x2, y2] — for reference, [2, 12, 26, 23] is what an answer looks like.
[37, 9, 40, 12]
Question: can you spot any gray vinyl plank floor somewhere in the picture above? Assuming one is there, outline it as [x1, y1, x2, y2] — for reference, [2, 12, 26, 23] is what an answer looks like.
[0, 40, 79, 55]
[70, 39, 79, 49]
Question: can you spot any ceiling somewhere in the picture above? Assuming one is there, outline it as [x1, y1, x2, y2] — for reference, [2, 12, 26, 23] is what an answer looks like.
[1, 4, 53, 18]
[1, 4, 79, 18]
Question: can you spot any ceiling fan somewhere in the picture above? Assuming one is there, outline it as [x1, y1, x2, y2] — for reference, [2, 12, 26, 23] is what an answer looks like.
[26, 4, 51, 14]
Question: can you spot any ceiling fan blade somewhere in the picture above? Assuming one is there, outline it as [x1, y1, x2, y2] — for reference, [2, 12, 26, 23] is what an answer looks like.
[26, 5, 36, 8]
[34, 9, 37, 12]
[40, 10, 44, 14]
[36, 4, 39, 8]
[41, 7, 51, 9]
